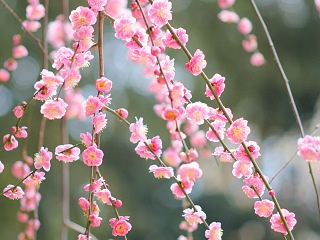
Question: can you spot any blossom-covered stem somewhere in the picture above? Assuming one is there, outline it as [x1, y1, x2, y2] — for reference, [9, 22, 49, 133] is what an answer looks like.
[250, 0, 320, 223]
[0, 0, 52, 64]
[162, 5, 295, 238]
[249, 0, 303, 137]
[136, 0, 190, 154]
[144, 143, 210, 230]
[105, 105, 210, 229]
[204, 118, 236, 160]
[0, 169, 36, 196]
[166, 22, 192, 59]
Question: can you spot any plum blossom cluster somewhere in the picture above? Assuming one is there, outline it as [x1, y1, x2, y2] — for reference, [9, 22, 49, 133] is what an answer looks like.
[216, 0, 265, 66]
[3, 157, 44, 239]
[78, 177, 131, 238]
[297, 135, 320, 162]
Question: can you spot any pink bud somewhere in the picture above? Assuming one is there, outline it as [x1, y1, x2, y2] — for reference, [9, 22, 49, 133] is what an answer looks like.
[269, 190, 275, 197]
[114, 199, 122, 208]
[116, 108, 129, 119]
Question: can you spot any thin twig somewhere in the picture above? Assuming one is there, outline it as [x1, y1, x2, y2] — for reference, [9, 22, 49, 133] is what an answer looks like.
[250, 0, 320, 223]
[0, 0, 52, 64]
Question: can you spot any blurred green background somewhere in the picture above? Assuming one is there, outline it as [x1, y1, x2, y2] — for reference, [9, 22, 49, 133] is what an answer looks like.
[0, 0, 320, 239]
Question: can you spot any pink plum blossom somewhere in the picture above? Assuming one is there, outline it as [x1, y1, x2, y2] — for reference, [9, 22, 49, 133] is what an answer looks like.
[130, 46, 157, 66]
[83, 177, 105, 192]
[13, 104, 25, 118]
[4, 57, 17, 71]
[205, 73, 225, 99]
[135, 136, 162, 159]
[109, 216, 132, 237]
[170, 178, 194, 199]
[162, 107, 180, 121]
[73, 26, 94, 52]
[82, 146, 104, 166]
[88, 0, 108, 12]
[237, 18, 252, 35]
[34, 80, 57, 100]
[114, 14, 136, 41]
[12, 161, 30, 179]
[178, 161, 203, 182]
[105, 0, 128, 19]
[23, 171, 46, 186]
[242, 174, 266, 198]
[185, 49, 207, 76]
[182, 205, 206, 225]
[12, 45, 28, 58]
[22, 20, 41, 32]
[163, 147, 181, 167]
[129, 117, 148, 143]
[205, 222, 223, 240]
[149, 165, 174, 179]
[55, 144, 80, 162]
[47, 15, 73, 49]
[78, 234, 92, 240]
[3, 134, 18, 151]
[78, 197, 90, 211]
[226, 118, 250, 144]
[80, 132, 96, 147]
[234, 141, 261, 162]
[148, 0, 172, 27]
[270, 209, 297, 235]
[95, 189, 112, 205]
[11, 126, 28, 139]
[0, 69, 10, 82]
[232, 160, 253, 179]
[297, 135, 320, 162]
[89, 214, 102, 227]
[217, 0, 235, 9]
[3, 185, 24, 199]
[254, 200, 274, 218]
[95, 77, 112, 93]
[190, 130, 207, 147]
[162, 27, 188, 49]
[217, 10, 239, 23]
[61, 69, 82, 90]
[69, 6, 97, 30]
[84, 96, 103, 116]
[250, 52, 265, 66]
[185, 101, 209, 125]
[34, 147, 52, 171]
[206, 121, 226, 142]
[64, 89, 85, 120]
[242, 34, 258, 52]
[92, 112, 107, 134]
[40, 98, 68, 120]
[40, 69, 63, 87]
[213, 146, 233, 162]
[26, 3, 45, 20]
